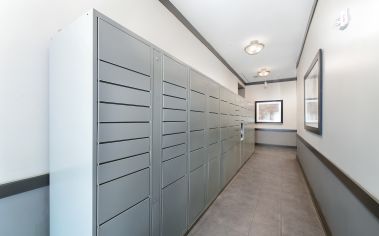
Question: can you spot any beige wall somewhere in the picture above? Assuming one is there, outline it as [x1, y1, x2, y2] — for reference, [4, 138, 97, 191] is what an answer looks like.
[245, 81, 297, 130]
[297, 0, 379, 199]
[0, 0, 240, 184]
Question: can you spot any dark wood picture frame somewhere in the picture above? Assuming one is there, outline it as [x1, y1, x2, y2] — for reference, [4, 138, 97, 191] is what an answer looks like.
[255, 100, 283, 124]
[304, 49, 323, 135]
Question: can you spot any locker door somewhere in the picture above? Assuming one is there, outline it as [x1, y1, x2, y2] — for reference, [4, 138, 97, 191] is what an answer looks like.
[188, 69, 207, 227]
[161, 55, 188, 236]
[97, 19, 152, 235]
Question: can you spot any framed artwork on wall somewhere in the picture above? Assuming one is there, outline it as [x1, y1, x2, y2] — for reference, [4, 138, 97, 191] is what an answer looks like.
[255, 100, 283, 123]
[304, 49, 323, 135]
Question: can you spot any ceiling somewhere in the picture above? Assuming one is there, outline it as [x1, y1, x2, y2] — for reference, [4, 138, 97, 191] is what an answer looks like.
[169, 0, 315, 83]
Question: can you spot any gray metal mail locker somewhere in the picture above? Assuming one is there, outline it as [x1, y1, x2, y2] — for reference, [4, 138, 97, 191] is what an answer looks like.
[206, 80, 221, 205]
[50, 10, 152, 236]
[230, 101, 241, 174]
[98, 17, 152, 236]
[50, 9, 255, 236]
[188, 69, 207, 226]
[220, 89, 237, 189]
[161, 55, 188, 236]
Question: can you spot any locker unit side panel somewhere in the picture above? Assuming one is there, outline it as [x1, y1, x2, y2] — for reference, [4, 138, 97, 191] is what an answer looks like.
[49, 10, 97, 236]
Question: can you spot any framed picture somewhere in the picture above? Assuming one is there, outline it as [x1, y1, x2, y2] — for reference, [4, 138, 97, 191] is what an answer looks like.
[255, 100, 283, 123]
[304, 49, 323, 135]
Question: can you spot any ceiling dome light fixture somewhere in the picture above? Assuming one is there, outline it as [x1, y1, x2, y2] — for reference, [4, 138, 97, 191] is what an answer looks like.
[244, 40, 264, 55]
[257, 68, 270, 77]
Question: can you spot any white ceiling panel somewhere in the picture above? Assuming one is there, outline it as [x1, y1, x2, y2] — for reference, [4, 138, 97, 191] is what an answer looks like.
[170, 0, 315, 82]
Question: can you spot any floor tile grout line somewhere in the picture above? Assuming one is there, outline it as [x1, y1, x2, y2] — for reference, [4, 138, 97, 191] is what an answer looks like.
[247, 181, 263, 236]
[230, 156, 261, 236]
[295, 159, 326, 234]
[188, 146, 324, 236]
[279, 151, 284, 236]
[251, 150, 282, 236]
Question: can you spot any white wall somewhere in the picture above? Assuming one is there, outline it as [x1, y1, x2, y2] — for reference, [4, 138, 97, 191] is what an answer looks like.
[0, 0, 239, 184]
[297, 0, 379, 200]
[245, 81, 297, 130]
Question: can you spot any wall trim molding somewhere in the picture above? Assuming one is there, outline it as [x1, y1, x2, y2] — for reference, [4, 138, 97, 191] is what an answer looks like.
[159, 0, 319, 82]
[0, 174, 49, 199]
[158, 0, 246, 85]
[255, 128, 297, 132]
[255, 143, 296, 149]
[297, 134, 379, 219]
[245, 77, 297, 86]
[296, 0, 319, 68]
[296, 155, 332, 236]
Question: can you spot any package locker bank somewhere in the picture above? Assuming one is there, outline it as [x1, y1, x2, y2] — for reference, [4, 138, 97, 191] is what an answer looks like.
[49, 10, 255, 236]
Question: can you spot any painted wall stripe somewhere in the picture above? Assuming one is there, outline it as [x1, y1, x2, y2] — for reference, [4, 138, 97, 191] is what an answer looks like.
[297, 134, 379, 219]
[0, 174, 49, 199]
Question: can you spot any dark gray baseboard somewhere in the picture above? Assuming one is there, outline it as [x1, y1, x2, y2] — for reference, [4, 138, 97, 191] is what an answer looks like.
[0, 174, 49, 199]
[297, 135, 379, 235]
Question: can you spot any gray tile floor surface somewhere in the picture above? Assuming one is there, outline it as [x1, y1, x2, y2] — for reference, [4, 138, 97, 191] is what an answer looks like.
[188, 145, 325, 236]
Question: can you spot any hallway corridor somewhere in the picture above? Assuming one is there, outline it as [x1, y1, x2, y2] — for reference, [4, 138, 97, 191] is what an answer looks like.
[188, 146, 325, 236]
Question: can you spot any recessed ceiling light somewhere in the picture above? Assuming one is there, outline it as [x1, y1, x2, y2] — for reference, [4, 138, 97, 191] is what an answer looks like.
[244, 40, 264, 55]
[257, 68, 270, 77]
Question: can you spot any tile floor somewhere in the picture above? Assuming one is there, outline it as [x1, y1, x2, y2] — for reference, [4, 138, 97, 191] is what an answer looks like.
[188, 145, 325, 236]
